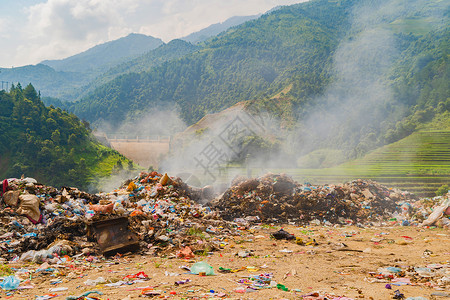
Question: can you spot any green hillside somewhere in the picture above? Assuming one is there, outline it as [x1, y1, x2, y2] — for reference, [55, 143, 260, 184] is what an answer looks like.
[77, 40, 199, 101]
[0, 84, 133, 190]
[289, 132, 450, 196]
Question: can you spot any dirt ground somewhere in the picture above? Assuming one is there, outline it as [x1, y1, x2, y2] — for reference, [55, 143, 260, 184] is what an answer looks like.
[4, 225, 449, 300]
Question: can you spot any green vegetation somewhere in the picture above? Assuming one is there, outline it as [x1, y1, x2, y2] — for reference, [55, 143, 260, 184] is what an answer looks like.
[0, 84, 132, 190]
[76, 40, 199, 101]
[187, 227, 206, 239]
[436, 184, 449, 196]
[0, 264, 13, 276]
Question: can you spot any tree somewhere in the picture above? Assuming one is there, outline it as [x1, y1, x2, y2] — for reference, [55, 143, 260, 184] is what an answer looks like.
[51, 130, 61, 145]
[115, 160, 123, 171]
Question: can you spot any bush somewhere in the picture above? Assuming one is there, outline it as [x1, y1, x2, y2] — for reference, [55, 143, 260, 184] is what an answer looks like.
[435, 184, 449, 196]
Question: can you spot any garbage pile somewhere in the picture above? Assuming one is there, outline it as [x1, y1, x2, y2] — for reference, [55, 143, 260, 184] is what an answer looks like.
[0, 172, 447, 263]
[212, 174, 418, 224]
[0, 173, 228, 262]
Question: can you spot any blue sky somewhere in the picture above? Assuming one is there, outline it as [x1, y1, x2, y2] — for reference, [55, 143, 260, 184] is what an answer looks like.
[0, 0, 305, 67]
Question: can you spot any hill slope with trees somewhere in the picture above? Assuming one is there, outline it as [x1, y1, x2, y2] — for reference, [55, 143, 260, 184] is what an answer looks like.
[0, 84, 131, 190]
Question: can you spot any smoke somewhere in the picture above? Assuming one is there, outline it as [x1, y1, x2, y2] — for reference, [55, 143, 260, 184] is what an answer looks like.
[290, 0, 447, 167]
[93, 169, 138, 194]
[161, 0, 434, 185]
[165, 0, 450, 185]
[293, 27, 398, 158]
[94, 107, 186, 139]
[159, 103, 285, 187]
[90, 107, 187, 191]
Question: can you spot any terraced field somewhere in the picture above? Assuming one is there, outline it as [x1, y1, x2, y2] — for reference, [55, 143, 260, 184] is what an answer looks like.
[279, 130, 450, 196]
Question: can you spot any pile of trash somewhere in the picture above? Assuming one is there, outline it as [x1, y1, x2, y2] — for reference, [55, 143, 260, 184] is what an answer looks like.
[0, 173, 448, 263]
[0, 173, 230, 262]
[212, 174, 419, 224]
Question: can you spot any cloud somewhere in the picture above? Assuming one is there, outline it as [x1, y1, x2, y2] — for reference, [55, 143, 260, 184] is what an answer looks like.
[0, 18, 10, 39]
[0, 0, 304, 67]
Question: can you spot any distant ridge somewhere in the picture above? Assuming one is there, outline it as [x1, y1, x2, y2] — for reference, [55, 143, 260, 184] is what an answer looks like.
[41, 33, 163, 73]
[181, 15, 261, 44]
[0, 33, 163, 100]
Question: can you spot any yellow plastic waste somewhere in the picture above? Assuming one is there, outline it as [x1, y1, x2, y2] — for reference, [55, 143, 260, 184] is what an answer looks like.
[127, 181, 137, 192]
[159, 173, 170, 186]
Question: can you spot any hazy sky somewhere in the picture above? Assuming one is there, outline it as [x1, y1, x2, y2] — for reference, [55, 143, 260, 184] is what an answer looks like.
[0, 0, 305, 68]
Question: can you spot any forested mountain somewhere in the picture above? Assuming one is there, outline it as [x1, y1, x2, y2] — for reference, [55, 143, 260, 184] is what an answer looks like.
[77, 40, 199, 100]
[0, 14, 268, 103]
[181, 15, 261, 44]
[0, 84, 131, 190]
[0, 34, 163, 101]
[70, 0, 449, 160]
[72, 0, 353, 124]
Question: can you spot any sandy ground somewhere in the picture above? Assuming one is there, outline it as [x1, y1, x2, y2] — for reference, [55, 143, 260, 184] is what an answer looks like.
[4, 225, 449, 300]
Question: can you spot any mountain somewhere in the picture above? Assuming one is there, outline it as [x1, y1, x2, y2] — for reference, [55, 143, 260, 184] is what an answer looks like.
[71, 0, 352, 124]
[69, 0, 448, 162]
[77, 40, 199, 100]
[0, 84, 132, 190]
[181, 15, 261, 44]
[0, 15, 266, 101]
[41, 33, 163, 73]
[0, 34, 163, 101]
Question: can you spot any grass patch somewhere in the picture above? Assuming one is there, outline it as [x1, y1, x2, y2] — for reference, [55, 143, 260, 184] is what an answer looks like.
[0, 264, 13, 276]
[187, 227, 206, 239]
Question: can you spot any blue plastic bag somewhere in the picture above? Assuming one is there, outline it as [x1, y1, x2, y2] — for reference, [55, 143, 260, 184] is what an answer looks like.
[0, 276, 20, 290]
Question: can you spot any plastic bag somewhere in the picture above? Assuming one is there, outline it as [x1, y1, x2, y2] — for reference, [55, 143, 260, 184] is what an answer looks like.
[84, 277, 106, 286]
[422, 198, 450, 226]
[17, 194, 41, 222]
[0, 276, 20, 290]
[190, 261, 214, 275]
[19, 249, 52, 263]
[3, 190, 20, 206]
